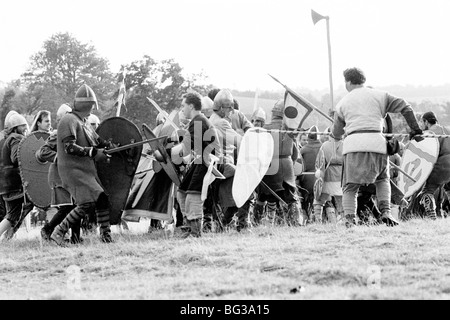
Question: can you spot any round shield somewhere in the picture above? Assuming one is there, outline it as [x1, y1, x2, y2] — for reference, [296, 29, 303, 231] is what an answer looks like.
[18, 131, 51, 208]
[398, 137, 439, 198]
[96, 117, 143, 225]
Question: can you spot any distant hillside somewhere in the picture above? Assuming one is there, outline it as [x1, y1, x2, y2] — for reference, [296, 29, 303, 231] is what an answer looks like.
[234, 96, 279, 123]
[358, 84, 449, 104]
[234, 94, 333, 130]
[234, 83, 450, 108]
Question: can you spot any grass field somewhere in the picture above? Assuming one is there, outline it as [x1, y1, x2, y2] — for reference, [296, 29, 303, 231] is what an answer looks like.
[1, 217, 449, 301]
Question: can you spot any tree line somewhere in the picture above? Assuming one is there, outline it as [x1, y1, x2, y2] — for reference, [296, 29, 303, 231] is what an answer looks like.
[0, 32, 214, 131]
[1, 32, 449, 132]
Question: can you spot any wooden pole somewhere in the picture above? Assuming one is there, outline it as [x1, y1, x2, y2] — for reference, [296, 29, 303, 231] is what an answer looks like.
[325, 17, 334, 112]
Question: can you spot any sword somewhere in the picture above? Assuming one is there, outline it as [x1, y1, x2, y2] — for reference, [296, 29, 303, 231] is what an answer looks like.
[134, 168, 154, 175]
[104, 136, 168, 155]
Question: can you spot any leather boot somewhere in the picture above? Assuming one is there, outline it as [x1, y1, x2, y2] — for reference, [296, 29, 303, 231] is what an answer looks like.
[420, 193, 437, 220]
[378, 200, 399, 226]
[252, 200, 265, 226]
[287, 201, 301, 226]
[265, 202, 277, 225]
[181, 218, 201, 238]
[236, 201, 250, 232]
[344, 214, 357, 228]
[325, 204, 337, 224]
[50, 219, 71, 246]
[51, 206, 85, 246]
[313, 204, 324, 224]
[96, 209, 114, 243]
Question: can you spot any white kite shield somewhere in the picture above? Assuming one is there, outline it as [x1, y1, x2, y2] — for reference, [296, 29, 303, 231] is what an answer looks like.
[398, 137, 439, 198]
[232, 127, 274, 208]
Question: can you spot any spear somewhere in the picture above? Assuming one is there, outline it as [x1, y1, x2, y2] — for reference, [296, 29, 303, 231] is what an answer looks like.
[268, 74, 334, 123]
[104, 136, 168, 155]
[146, 97, 180, 132]
[260, 129, 450, 139]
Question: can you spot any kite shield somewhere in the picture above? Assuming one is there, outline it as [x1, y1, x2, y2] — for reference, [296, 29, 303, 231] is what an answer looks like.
[96, 117, 143, 225]
[18, 131, 51, 208]
[313, 148, 325, 201]
[398, 137, 439, 198]
[232, 128, 274, 208]
[142, 124, 181, 186]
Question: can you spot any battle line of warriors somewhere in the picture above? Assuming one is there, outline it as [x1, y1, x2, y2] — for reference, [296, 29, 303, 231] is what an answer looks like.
[0, 67, 448, 245]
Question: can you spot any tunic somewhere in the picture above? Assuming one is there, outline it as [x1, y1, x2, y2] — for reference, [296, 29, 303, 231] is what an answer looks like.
[57, 112, 104, 204]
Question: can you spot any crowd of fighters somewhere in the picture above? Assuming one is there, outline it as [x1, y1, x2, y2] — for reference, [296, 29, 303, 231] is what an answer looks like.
[0, 67, 448, 245]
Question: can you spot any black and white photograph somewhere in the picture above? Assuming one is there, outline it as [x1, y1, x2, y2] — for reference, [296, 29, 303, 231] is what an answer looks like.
[1, 0, 449, 304]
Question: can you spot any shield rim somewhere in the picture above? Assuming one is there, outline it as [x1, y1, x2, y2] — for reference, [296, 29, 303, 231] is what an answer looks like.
[96, 117, 143, 225]
[142, 123, 181, 186]
[17, 130, 52, 208]
[398, 137, 439, 198]
[232, 127, 274, 208]
[313, 148, 325, 201]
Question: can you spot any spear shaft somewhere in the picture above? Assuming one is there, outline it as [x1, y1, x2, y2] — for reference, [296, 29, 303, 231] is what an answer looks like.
[104, 136, 168, 155]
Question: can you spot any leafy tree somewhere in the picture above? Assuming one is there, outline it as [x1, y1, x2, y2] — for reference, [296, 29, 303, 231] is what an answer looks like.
[110, 56, 213, 129]
[0, 89, 16, 130]
[20, 32, 115, 121]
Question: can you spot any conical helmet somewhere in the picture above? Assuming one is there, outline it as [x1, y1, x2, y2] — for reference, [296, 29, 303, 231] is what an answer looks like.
[8, 113, 28, 129]
[271, 99, 285, 118]
[307, 125, 318, 140]
[4, 110, 19, 129]
[74, 84, 98, 112]
[213, 89, 234, 111]
[251, 107, 266, 122]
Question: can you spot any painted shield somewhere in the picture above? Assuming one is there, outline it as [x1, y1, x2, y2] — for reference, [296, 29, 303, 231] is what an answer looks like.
[398, 137, 439, 198]
[142, 124, 163, 173]
[283, 90, 314, 130]
[96, 117, 143, 225]
[232, 127, 274, 208]
[142, 123, 181, 186]
[313, 148, 325, 201]
[18, 131, 51, 208]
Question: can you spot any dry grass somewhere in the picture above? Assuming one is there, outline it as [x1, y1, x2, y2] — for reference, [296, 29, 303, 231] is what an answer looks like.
[0, 218, 449, 300]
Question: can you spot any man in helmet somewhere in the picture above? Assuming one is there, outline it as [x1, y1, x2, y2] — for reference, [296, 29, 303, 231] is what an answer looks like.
[417, 111, 450, 220]
[299, 126, 323, 217]
[254, 99, 303, 227]
[312, 129, 344, 224]
[251, 108, 266, 128]
[331, 67, 423, 227]
[208, 88, 253, 135]
[0, 111, 34, 240]
[50, 84, 115, 245]
[37, 103, 83, 244]
[208, 89, 252, 232]
[0, 123, 7, 222]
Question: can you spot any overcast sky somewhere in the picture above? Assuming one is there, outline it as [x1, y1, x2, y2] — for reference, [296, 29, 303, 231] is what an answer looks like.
[1, 0, 449, 92]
